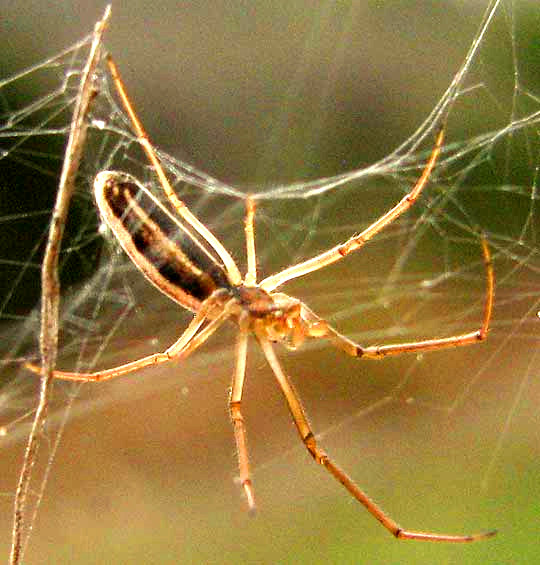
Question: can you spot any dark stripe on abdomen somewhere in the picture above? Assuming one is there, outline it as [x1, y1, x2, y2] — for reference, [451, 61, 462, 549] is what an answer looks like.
[98, 172, 233, 304]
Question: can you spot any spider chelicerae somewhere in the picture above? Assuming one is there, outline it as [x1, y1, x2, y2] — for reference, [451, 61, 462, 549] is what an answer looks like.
[28, 54, 495, 543]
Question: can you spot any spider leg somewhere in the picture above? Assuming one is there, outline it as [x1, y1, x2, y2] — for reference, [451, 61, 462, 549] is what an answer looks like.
[260, 127, 445, 292]
[105, 55, 242, 286]
[167, 298, 237, 361]
[244, 196, 257, 287]
[258, 336, 496, 542]
[24, 296, 231, 382]
[303, 238, 493, 360]
[229, 314, 256, 513]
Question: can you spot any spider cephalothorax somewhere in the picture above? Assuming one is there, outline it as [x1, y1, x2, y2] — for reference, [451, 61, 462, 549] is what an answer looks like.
[233, 286, 307, 348]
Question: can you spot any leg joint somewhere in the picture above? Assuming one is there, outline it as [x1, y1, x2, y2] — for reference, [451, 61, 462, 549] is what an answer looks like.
[476, 329, 487, 341]
[303, 432, 328, 465]
[229, 400, 244, 422]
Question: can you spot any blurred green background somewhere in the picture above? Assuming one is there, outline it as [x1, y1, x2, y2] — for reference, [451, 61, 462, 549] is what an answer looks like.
[1, 2, 539, 564]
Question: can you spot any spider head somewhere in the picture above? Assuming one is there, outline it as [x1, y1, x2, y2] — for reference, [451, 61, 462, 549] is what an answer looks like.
[234, 286, 306, 349]
[259, 293, 305, 349]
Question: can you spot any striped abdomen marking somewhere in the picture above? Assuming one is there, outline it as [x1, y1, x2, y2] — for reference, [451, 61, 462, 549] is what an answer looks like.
[94, 171, 233, 312]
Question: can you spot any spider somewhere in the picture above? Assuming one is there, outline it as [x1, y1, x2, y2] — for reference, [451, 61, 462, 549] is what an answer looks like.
[27, 54, 495, 543]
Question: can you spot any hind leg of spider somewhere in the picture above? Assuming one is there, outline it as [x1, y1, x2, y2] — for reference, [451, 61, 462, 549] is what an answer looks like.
[257, 336, 496, 542]
[229, 317, 256, 513]
[24, 296, 229, 382]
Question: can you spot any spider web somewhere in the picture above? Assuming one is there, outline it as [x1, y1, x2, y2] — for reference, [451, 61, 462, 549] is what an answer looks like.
[0, 1, 539, 563]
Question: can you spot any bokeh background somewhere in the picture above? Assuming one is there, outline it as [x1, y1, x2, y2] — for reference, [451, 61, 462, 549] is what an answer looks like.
[1, 2, 539, 564]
